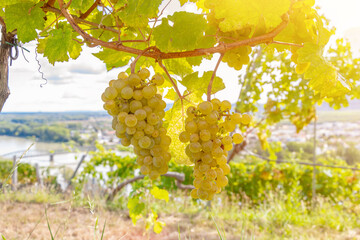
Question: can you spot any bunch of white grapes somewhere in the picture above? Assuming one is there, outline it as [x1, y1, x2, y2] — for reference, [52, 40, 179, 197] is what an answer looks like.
[179, 99, 251, 200]
[101, 69, 171, 180]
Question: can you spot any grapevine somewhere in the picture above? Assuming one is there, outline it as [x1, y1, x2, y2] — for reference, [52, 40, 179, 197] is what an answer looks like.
[180, 100, 251, 200]
[101, 69, 171, 180]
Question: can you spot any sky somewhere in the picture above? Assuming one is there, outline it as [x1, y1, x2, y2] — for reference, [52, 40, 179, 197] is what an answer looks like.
[2, 0, 360, 112]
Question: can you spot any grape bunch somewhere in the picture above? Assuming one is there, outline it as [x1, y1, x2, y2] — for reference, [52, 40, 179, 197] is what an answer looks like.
[101, 68, 171, 180]
[179, 99, 251, 200]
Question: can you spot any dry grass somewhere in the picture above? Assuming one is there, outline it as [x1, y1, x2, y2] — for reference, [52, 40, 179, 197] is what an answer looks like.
[0, 202, 231, 240]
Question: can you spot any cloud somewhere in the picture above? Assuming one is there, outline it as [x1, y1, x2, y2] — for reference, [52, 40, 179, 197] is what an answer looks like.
[62, 92, 84, 99]
[68, 64, 106, 75]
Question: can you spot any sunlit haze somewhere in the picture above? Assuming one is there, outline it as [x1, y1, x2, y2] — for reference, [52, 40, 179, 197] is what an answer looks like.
[2, 0, 360, 112]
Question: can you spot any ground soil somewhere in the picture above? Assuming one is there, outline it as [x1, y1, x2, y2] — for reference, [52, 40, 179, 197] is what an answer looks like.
[0, 202, 225, 240]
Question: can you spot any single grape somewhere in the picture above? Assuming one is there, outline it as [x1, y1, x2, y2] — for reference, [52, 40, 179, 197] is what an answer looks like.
[189, 142, 201, 153]
[198, 101, 213, 115]
[241, 113, 252, 125]
[185, 121, 198, 133]
[190, 189, 198, 198]
[128, 73, 141, 86]
[221, 100, 232, 111]
[118, 72, 128, 79]
[121, 86, 134, 99]
[133, 90, 143, 100]
[129, 100, 142, 113]
[232, 133, 244, 144]
[186, 106, 196, 116]
[104, 87, 118, 100]
[222, 136, 232, 145]
[125, 114, 137, 127]
[134, 109, 147, 121]
[142, 85, 156, 99]
[139, 68, 150, 80]
[152, 74, 165, 86]
[117, 112, 128, 123]
[139, 136, 152, 149]
[199, 129, 211, 142]
[189, 133, 199, 143]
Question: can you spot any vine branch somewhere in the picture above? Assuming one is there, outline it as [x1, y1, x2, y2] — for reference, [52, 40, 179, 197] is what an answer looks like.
[207, 53, 224, 101]
[0, 16, 5, 27]
[80, 0, 101, 19]
[106, 172, 193, 201]
[158, 60, 183, 99]
[55, 1, 290, 60]
[130, 46, 157, 73]
[43, 5, 121, 35]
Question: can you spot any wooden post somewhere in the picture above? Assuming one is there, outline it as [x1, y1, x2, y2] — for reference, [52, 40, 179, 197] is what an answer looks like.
[63, 165, 66, 181]
[64, 154, 86, 191]
[12, 155, 17, 190]
[312, 114, 317, 207]
[35, 163, 43, 188]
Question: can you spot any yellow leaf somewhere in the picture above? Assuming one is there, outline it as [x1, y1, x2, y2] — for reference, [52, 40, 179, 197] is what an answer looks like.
[150, 186, 169, 202]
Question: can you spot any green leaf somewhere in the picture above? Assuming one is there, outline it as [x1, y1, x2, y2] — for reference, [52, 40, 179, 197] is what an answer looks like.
[153, 12, 208, 51]
[5, 2, 45, 43]
[69, 39, 82, 59]
[117, 0, 163, 28]
[41, 27, 83, 65]
[168, 12, 207, 50]
[0, 0, 37, 7]
[127, 197, 145, 225]
[114, 0, 127, 8]
[87, 9, 116, 42]
[181, 71, 225, 98]
[165, 93, 201, 165]
[163, 58, 193, 78]
[93, 48, 132, 71]
[152, 18, 173, 52]
[43, 28, 72, 64]
[178, 0, 198, 6]
[205, 0, 290, 32]
[71, 0, 94, 10]
[297, 43, 351, 97]
[153, 221, 166, 234]
[164, 88, 177, 101]
[150, 186, 169, 202]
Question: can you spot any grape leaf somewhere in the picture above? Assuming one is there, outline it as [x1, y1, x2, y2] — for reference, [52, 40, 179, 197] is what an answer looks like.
[4, 2, 45, 43]
[69, 37, 82, 59]
[153, 12, 209, 51]
[297, 43, 351, 97]
[87, 9, 116, 42]
[70, 0, 93, 10]
[168, 12, 207, 50]
[127, 197, 145, 225]
[165, 93, 201, 165]
[43, 28, 72, 64]
[93, 48, 133, 71]
[117, 0, 163, 28]
[164, 88, 177, 101]
[163, 58, 193, 78]
[181, 71, 225, 98]
[152, 18, 174, 52]
[150, 186, 169, 202]
[153, 221, 165, 234]
[205, 0, 290, 32]
[178, 0, 198, 6]
[0, 0, 37, 7]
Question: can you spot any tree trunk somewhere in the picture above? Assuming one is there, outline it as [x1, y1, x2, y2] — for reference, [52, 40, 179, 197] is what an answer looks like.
[0, 25, 14, 112]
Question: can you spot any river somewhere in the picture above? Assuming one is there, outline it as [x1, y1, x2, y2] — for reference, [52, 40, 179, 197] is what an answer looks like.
[0, 136, 133, 189]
